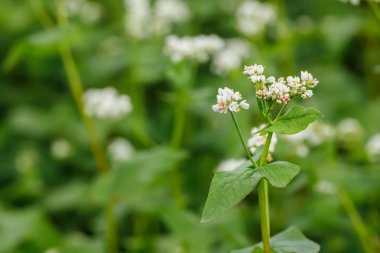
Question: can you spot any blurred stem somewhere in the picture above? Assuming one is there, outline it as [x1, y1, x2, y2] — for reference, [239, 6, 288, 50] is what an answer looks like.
[169, 89, 187, 209]
[129, 81, 155, 147]
[105, 205, 118, 253]
[54, 3, 117, 253]
[30, 0, 54, 28]
[258, 132, 273, 253]
[56, 4, 108, 175]
[229, 112, 258, 167]
[339, 189, 375, 253]
[368, 0, 380, 22]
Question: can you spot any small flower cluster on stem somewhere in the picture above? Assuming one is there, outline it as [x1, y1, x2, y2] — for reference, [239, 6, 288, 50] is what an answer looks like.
[212, 87, 249, 113]
[243, 64, 319, 105]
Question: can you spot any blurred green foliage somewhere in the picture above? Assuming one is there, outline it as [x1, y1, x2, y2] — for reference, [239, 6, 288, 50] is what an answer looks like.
[1, 0, 380, 253]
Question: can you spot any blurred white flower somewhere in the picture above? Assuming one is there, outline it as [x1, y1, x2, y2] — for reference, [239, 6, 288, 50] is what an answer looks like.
[248, 124, 277, 154]
[216, 158, 247, 172]
[124, 0, 190, 39]
[51, 138, 72, 159]
[339, 0, 360, 5]
[212, 87, 249, 113]
[283, 122, 334, 157]
[315, 180, 337, 195]
[165, 34, 225, 63]
[236, 0, 276, 36]
[366, 134, 380, 162]
[336, 118, 362, 141]
[152, 0, 190, 35]
[211, 39, 251, 75]
[124, 0, 151, 39]
[15, 148, 39, 173]
[44, 248, 60, 253]
[83, 87, 132, 119]
[108, 138, 135, 163]
[63, 0, 102, 23]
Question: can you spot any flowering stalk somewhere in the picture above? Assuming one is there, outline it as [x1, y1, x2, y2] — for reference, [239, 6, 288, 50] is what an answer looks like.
[203, 63, 321, 253]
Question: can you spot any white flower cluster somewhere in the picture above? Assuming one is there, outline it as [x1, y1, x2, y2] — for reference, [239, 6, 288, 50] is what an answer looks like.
[243, 64, 319, 104]
[108, 137, 135, 163]
[336, 118, 363, 141]
[165, 35, 225, 63]
[153, 0, 190, 35]
[314, 180, 337, 195]
[366, 134, 380, 162]
[247, 124, 277, 155]
[124, 0, 150, 39]
[212, 87, 249, 113]
[83, 87, 132, 119]
[211, 39, 251, 75]
[339, 0, 360, 5]
[216, 158, 247, 172]
[236, 0, 276, 36]
[124, 0, 190, 39]
[283, 122, 335, 157]
[62, 0, 102, 23]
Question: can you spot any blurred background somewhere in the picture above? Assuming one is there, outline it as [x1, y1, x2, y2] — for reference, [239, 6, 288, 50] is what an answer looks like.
[1, 0, 380, 252]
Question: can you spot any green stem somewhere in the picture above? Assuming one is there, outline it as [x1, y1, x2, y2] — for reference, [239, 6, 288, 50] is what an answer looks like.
[169, 90, 188, 209]
[258, 132, 273, 253]
[339, 189, 375, 253]
[273, 104, 287, 122]
[55, 3, 118, 252]
[229, 112, 258, 167]
[368, 0, 380, 22]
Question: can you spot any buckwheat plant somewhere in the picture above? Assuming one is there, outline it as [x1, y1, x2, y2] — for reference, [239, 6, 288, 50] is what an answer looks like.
[202, 64, 322, 253]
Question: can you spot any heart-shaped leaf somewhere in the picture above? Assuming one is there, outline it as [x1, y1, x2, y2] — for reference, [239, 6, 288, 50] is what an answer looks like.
[231, 226, 320, 253]
[256, 161, 300, 188]
[265, 106, 322, 135]
[201, 161, 260, 223]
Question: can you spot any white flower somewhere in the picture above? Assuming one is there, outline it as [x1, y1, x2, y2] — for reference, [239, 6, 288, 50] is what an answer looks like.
[339, 0, 360, 6]
[366, 133, 380, 161]
[236, 0, 276, 36]
[283, 121, 334, 149]
[62, 0, 102, 23]
[211, 39, 251, 75]
[124, 0, 151, 39]
[51, 138, 71, 159]
[152, 0, 190, 35]
[244, 64, 319, 103]
[247, 124, 277, 154]
[217, 158, 247, 172]
[301, 89, 313, 99]
[164, 34, 225, 63]
[212, 87, 249, 113]
[300, 70, 319, 88]
[83, 87, 132, 119]
[315, 180, 337, 195]
[108, 138, 135, 163]
[243, 64, 265, 76]
[266, 80, 291, 104]
[336, 118, 362, 141]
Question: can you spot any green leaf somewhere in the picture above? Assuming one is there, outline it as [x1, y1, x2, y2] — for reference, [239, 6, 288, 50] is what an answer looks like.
[265, 106, 322, 135]
[256, 161, 300, 188]
[231, 226, 320, 253]
[201, 161, 299, 223]
[201, 161, 260, 223]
